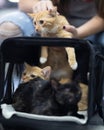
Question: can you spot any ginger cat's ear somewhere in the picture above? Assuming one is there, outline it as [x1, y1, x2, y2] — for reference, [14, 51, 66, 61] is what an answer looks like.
[49, 6, 58, 17]
[41, 66, 51, 79]
[28, 13, 36, 19]
[24, 62, 31, 68]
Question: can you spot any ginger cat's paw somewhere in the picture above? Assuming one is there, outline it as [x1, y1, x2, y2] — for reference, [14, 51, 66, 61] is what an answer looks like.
[66, 47, 78, 70]
[78, 83, 88, 111]
[68, 55, 78, 70]
[40, 57, 47, 64]
[69, 61, 78, 70]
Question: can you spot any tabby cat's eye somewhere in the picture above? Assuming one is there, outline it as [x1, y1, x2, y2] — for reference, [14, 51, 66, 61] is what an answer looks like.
[31, 74, 36, 78]
[39, 20, 44, 24]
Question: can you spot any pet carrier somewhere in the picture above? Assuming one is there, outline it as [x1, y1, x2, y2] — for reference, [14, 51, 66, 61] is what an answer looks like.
[94, 46, 104, 122]
[0, 37, 99, 129]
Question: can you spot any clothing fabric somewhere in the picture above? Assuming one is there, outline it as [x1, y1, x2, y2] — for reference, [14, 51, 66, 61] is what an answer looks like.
[64, 0, 104, 46]
[0, 11, 35, 36]
[0, 0, 104, 46]
[65, 0, 96, 27]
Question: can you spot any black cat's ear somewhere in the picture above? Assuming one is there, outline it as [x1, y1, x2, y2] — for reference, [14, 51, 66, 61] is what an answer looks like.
[50, 78, 59, 91]
[41, 66, 51, 79]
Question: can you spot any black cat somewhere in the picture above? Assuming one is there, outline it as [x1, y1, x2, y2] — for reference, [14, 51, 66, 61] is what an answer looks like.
[52, 79, 84, 118]
[12, 77, 46, 112]
[12, 77, 84, 118]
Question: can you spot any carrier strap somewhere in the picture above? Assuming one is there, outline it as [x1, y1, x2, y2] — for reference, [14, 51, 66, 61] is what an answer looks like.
[96, 52, 104, 122]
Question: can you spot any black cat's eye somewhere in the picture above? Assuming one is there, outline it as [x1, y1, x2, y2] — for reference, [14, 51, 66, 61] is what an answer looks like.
[30, 74, 36, 78]
[39, 20, 44, 24]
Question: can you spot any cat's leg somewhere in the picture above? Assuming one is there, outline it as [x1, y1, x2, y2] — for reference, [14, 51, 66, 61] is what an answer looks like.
[78, 83, 88, 111]
[40, 46, 48, 64]
[65, 47, 78, 70]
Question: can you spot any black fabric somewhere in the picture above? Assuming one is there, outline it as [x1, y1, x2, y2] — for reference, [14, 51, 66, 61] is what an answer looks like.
[0, 37, 90, 62]
[95, 53, 104, 122]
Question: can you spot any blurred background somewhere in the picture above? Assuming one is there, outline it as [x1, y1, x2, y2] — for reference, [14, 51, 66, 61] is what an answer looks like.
[0, 0, 18, 9]
[0, 0, 18, 17]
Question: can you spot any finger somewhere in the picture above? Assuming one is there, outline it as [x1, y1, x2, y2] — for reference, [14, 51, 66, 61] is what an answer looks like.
[40, 2, 47, 10]
[46, 1, 54, 10]
[38, 1, 53, 11]
[33, 4, 40, 13]
[64, 25, 76, 32]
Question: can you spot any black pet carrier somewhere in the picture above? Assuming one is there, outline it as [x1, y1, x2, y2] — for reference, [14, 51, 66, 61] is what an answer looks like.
[94, 45, 104, 122]
[0, 37, 100, 130]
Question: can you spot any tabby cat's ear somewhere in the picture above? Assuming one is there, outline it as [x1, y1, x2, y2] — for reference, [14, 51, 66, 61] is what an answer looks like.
[41, 66, 51, 79]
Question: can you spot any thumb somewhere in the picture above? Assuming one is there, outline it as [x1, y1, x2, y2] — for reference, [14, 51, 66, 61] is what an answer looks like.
[64, 25, 78, 38]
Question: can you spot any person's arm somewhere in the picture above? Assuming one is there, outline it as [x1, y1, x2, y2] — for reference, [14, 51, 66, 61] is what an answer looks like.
[19, 0, 39, 13]
[77, 15, 104, 38]
[65, 15, 104, 38]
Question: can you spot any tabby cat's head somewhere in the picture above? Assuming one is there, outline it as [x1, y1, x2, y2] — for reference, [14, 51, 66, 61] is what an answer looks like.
[21, 63, 51, 83]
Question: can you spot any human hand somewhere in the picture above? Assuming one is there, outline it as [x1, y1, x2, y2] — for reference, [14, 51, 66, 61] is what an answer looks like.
[33, 0, 54, 13]
[64, 25, 78, 38]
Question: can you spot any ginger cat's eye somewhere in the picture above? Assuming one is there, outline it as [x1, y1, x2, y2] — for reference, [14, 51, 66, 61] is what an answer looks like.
[34, 21, 36, 25]
[31, 74, 36, 78]
[39, 20, 44, 24]
[23, 73, 26, 75]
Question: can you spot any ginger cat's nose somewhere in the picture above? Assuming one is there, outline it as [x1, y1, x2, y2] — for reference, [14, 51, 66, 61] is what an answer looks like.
[35, 28, 39, 32]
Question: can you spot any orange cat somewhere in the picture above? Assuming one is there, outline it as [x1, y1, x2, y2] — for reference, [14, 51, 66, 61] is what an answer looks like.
[29, 8, 78, 70]
[21, 63, 51, 83]
[28, 9, 88, 111]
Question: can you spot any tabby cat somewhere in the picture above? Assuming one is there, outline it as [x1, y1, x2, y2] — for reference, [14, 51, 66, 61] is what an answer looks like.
[29, 7, 78, 70]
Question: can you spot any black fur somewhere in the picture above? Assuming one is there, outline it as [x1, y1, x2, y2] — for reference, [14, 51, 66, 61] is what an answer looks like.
[12, 77, 84, 118]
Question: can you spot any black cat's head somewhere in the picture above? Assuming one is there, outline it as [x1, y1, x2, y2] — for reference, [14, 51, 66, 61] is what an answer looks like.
[50, 79, 82, 106]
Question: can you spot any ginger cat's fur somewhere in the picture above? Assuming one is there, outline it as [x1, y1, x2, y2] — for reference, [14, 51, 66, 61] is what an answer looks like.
[40, 47, 73, 84]
[29, 8, 78, 70]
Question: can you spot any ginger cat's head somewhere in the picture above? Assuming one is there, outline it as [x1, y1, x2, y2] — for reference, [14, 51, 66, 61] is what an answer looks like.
[21, 63, 51, 83]
[29, 7, 72, 37]
[29, 7, 62, 35]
